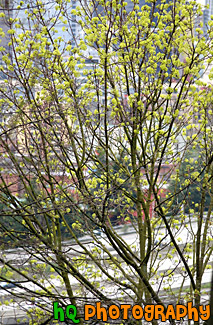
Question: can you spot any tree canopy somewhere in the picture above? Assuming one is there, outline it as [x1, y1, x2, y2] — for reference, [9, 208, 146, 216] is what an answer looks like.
[0, 0, 212, 324]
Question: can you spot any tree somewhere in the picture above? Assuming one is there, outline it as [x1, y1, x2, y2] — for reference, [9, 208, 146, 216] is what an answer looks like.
[168, 147, 212, 212]
[0, 0, 212, 324]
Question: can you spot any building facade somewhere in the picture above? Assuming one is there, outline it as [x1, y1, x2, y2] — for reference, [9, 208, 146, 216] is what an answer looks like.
[0, 0, 12, 79]
[204, 0, 213, 35]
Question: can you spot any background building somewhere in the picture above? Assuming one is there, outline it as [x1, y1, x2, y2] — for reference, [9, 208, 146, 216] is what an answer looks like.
[204, 0, 213, 35]
[0, 0, 12, 79]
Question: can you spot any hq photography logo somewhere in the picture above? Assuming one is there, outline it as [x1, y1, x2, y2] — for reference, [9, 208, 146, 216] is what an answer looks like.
[53, 301, 210, 323]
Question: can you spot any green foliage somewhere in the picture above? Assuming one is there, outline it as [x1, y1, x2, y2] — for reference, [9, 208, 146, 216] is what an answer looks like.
[0, 1, 212, 324]
[168, 147, 211, 213]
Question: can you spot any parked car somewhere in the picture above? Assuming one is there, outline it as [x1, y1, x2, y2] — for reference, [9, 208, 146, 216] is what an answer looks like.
[0, 281, 16, 289]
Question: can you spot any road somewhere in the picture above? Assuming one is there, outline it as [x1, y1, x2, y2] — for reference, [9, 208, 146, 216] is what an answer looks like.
[0, 219, 212, 324]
